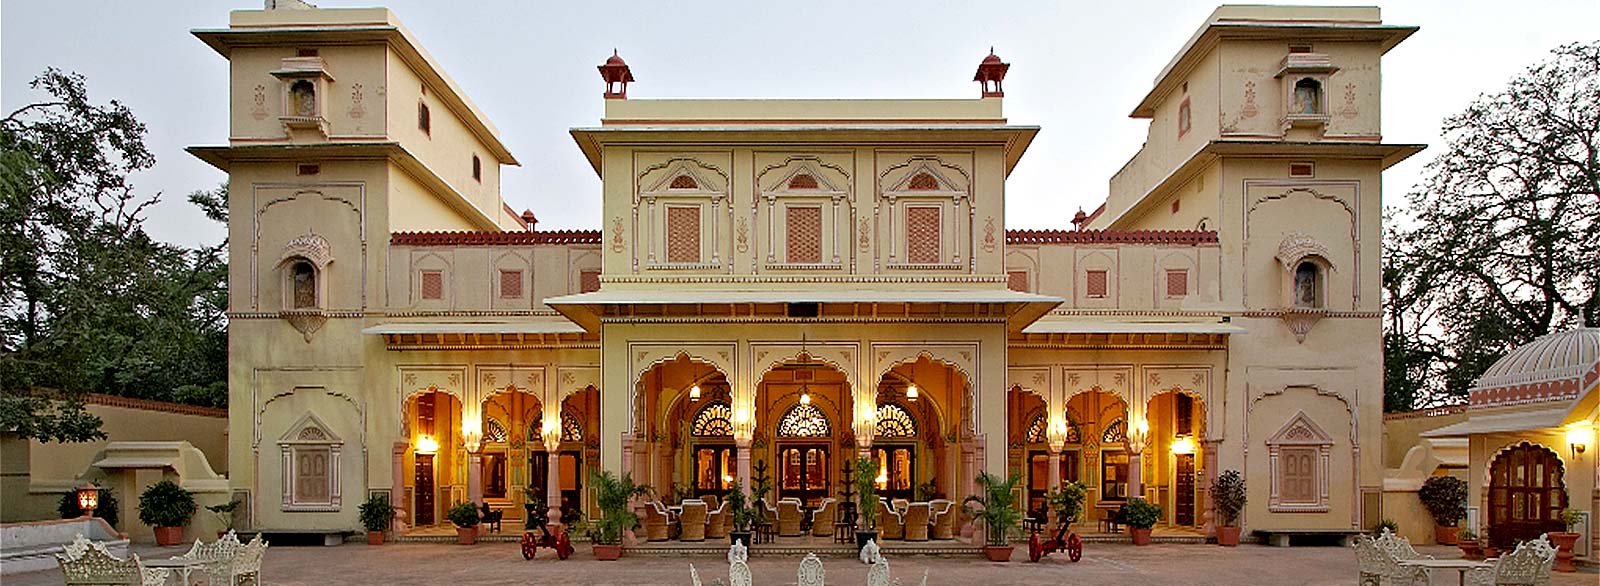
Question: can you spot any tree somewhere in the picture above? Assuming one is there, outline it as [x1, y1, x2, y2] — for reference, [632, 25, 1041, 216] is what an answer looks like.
[1, 69, 228, 441]
[1384, 42, 1600, 409]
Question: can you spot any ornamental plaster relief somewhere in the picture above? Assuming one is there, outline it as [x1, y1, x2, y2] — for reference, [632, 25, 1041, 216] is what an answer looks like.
[249, 183, 366, 312]
[1061, 365, 1135, 406]
[749, 342, 860, 397]
[475, 366, 546, 405]
[556, 366, 601, 401]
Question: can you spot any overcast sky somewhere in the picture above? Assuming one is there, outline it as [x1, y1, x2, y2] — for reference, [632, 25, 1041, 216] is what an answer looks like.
[4, 1, 1597, 248]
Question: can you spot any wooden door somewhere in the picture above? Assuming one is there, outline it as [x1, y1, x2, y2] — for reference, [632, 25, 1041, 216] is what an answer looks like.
[873, 446, 916, 501]
[1488, 444, 1567, 548]
[414, 454, 436, 526]
[779, 445, 830, 507]
[1174, 453, 1195, 526]
[694, 445, 736, 498]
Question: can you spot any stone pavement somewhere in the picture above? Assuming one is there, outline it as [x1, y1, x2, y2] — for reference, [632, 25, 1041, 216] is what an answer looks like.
[9, 541, 1595, 585]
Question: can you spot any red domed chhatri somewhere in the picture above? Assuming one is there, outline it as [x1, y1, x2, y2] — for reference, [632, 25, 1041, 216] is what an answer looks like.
[974, 47, 1010, 97]
[598, 49, 635, 99]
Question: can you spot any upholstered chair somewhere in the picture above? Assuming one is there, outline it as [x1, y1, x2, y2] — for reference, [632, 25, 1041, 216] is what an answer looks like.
[876, 499, 905, 539]
[809, 498, 838, 537]
[929, 500, 956, 540]
[892, 498, 910, 514]
[706, 500, 731, 539]
[777, 498, 804, 536]
[642, 502, 670, 541]
[702, 494, 721, 512]
[679, 500, 708, 541]
[902, 502, 931, 541]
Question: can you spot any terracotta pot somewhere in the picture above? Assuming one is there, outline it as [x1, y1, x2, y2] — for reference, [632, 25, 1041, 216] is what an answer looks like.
[1131, 527, 1153, 546]
[1483, 546, 1499, 559]
[153, 526, 184, 546]
[1434, 524, 1459, 545]
[983, 545, 1014, 562]
[367, 530, 385, 545]
[1216, 525, 1241, 547]
[1458, 542, 1482, 561]
[1548, 532, 1579, 573]
[456, 527, 477, 545]
[593, 544, 623, 561]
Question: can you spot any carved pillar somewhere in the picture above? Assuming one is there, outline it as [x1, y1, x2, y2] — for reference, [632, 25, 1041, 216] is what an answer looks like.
[1128, 452, 1143, 500]
[391, 442, 408, 532]
[546, 450, 562, 527]
[1048, 451, 1063, 490]
[736, 438, 752, 494]
[1203, 439, 1221, 537]
[467, 453, 483, 504]
[620, 437, 634, 477]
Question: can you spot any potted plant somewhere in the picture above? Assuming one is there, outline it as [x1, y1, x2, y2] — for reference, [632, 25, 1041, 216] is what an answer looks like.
[1374, 518, 1399, 535]
[1045, 481, 1088, 531]
[58, 487, 118, 527]
[1123, 497, 1162, 546]
[852, 457, 879, 550]
[1417, 476, 1467, 545]
[726, 481, 759, 547]
[1211, 470, 1247, 546]
[359, 494, 395, 545]
[1549, 508, 1582, 572]
[205, 500, 241, 539]
[447, 502, 480, 545]
[1479, 527, 1498, 559]
[963, 471, 1024, 561]
[137, 480, 197, 546]
[589, 469, 650, 560]
[1456, 528, 1482, 560]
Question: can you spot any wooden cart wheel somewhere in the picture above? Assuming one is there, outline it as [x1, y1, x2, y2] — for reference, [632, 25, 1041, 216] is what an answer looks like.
[1066, 532, 1083, 562]
[556, 532, 573, 560]
[1028, 532, 1043, 562]
[520, 533, 536, 560]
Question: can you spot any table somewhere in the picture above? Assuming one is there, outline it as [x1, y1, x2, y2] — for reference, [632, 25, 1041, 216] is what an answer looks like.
[753, 521, 776, 544]
[833, 522, 855, 544]
[144, 558, 208, 586]
[1398, 558, 1492, 586]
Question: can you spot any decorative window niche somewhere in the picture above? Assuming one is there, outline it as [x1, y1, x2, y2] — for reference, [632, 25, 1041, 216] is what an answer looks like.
[1276, 52, 1337, 131]
[1267, 411, 1333, 512]
[499, 270, 523, 299]
[1166, 269, 1188, 298]
[760, 163, 847, 270]
[1177, 97, 1192, 138]
[1086, 270, 1109, 298]
[270, 56, 334, 136]
[1007, 270, 1031, 293]
[278, 232, 332, 312]
[579, 270, 601, 293]
[420, 270, 444, 301]
[640, 160, 726, 270]
[279, 413, 342, 512]
[882, 160, 970, 271]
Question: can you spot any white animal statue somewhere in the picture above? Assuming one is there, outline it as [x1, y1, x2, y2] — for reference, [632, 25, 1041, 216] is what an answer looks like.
[859, 538, 880, 564]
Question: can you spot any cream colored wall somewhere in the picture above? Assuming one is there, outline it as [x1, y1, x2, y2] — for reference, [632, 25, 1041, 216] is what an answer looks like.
[1104, 48, 1220, 225]
[602, 98, 1004, 123]
[1218, 41, 1383, 140]
[1005, 241, 1222, 310]
[1113, 162, 1221, 232]
[384, 50, 506, 225]
[226, 44, 389, 142]
[385, 244, 599, 312]
[388, 165, 480, 232]
[1383, 411, 1468, 469]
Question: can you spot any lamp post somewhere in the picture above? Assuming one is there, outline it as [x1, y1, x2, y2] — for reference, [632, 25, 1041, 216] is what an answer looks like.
[75, 482, 100, 519]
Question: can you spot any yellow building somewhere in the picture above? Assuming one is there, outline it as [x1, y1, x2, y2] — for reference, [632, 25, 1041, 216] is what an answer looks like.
[191, 2, 1423, 542]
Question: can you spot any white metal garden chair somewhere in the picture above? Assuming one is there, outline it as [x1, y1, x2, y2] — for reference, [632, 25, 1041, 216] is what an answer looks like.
[56, 540, 170, 586]
[1466, 535, 1556, 586]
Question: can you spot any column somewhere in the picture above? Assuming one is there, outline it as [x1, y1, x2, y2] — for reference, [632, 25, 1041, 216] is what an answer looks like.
[1128, 452, 1143, 500]
[546, 450, 562, 528]
[736, 438, 752, 494]
[1048, 451, 1062, 490]
[467, 453, 483, 504]
[391, 443, 408, 532]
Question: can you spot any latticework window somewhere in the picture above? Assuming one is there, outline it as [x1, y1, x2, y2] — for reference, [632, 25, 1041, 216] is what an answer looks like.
[1007, 270, 1029, 292]
[500, 270, 523, 298]
[1086, 270, 1108, 298]
[1026, 414, 1046, 444]
[579, 270, 601, 293]
[907, 172, 939, 190]
[421, 270, 443, 300]
[1101, 417, 1126, 444]
[875, 403, 917, 439]
[561, 412, 583, 443]
[1166, 269, 1187, 297]
[904, 206, 941, 264]
[670, 174, 698, 189]
[483, 418, 508, 443]
[291, 261, 317, 308]
[666, 206, 701, 263]
[787, 173, 818, 190]
[692, 402, 733, 437]
[786, 206, 823, 264]
[777, 403, 831, 437]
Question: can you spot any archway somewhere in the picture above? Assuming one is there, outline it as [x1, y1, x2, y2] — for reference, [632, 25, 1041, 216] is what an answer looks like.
[873, 356, 964, 503]
[756, 355, 851, 509]
[1063, 389, 1129, 516]
[527, 387, 595, 520]
[402, 390, 463, 527]
[478, 387, 540, 522]
[646, 356, 734, 501]
[1009, 385, 1085, 516]
[1486, 442, 1568, 548]
[1145, 389, 1207, 529]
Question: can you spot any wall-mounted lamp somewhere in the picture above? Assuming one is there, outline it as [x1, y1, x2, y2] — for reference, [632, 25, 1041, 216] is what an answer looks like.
[416, 435, 440, 454]
[905, 384, 919, 402]
[1568, 425, 1591, 458]
[75, 482, 100, 518]
[541, 416, 561, 448]
[689, 384, 701, 402]
[1171, 436, 1197, 455]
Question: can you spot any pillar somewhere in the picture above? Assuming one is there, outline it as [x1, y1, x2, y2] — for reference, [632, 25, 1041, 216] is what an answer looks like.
[1203, 439, 1221, 536]
[467, 453, 483, 504]
[1048, 451, 1063, 490]
[736, 439, 752, 494]
[391, 442, 408, 532]
[546, 450, 562, 526]
[620, 438, 634, 477]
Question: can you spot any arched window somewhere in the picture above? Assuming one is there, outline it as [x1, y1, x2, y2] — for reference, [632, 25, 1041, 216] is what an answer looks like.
[290, 80, 317, 117]
[291, 260, 317, 309]
[1293, 78, 1322, 115]
[417, 101, 431, 135]
[875, 403, 917, 439]
[1101, 417, 1127, 444]
[777, 403, 830, 437]
[1294, 261, 1322, 308]
[527, 412, 584, 443]
[1025, 414, 1046, 444]
[483, 417, 508, 443]
[692, 401, 733, 437]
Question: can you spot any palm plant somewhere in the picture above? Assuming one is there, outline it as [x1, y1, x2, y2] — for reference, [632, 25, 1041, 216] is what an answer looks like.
[963, 471, 1024, 545]
[589, 469, 650, 545]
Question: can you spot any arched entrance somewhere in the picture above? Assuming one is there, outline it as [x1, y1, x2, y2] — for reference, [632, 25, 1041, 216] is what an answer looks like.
[757, 355, 850, 508]
[640, 356, 733, 501]
[478, 387, 540, 521]
[871, 356, 961, 503]
[1146, 389, 1207, 528]
[689, 400, 737, 498]
[403, 390, 463, 527]
[527, 392, 589, 518]
[1063, 390, 1129, 516]
[1486, 443, 1568, 548]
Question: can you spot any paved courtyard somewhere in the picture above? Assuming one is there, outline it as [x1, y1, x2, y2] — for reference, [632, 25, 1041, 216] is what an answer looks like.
[12, 541, 1595, 585]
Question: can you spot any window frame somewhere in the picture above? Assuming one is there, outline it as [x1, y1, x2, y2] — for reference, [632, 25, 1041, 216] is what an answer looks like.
[278, 414, 343, 512]
[1266, 411, 1333, 512]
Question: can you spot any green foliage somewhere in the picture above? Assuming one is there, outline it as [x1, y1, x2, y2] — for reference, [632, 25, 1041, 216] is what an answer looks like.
[726, 481, 760, 533]
[589, 469, 649, 545]
[358, 494, 394, 532]
[1, 69, 229, 441]
[447, 502, 479, 528]
[852, 457, 877, 531]
[1383, 42, 1600, 410]
[1375, 518, 1400, 535]
[962, 471, 1024, 545]
[57, 487, 117, 527]
[1210, 470, 1247, 527]
[914, 480, 939, 502]
[205, 500, 240, 531]
[1560, 508, 1582, 530]
[1122, 497, 1162, 530]
[1418, 476, 1468, 526]
[1458, 528, 1477, 541]
[136, 480, 196, 528]
[1045, 481, 1088, 525]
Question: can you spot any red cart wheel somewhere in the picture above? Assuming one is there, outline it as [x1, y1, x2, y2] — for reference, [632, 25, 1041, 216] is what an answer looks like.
[1066, 533, 1083, 562]
[555, 531, 573, 560]
[1028, 532, 1043, 562]
[520, 533, 536, 560]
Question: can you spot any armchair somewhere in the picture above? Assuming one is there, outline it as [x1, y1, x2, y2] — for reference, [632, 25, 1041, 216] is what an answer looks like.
[810, 498, 839, 537]
[876, 499, 905, 540]
[929, 500, 956, 540]
[902, 503, 930, 541]
[679, 500, 708, 541]
[777, 498, 804, 537]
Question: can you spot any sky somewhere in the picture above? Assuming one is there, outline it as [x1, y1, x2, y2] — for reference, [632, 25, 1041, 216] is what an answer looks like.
[3, 0, 1598, 248]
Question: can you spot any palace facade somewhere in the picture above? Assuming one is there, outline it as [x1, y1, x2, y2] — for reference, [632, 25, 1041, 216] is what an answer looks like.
[193, 3, 1423, 538]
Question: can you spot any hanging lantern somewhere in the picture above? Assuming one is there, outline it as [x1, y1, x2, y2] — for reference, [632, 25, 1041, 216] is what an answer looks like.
[799, 386, 812, 405]
[689, 384, 701, 402]
[75, 483, 100, 517]
[905, 384, 919, 402]
[416, 435, 440, 454]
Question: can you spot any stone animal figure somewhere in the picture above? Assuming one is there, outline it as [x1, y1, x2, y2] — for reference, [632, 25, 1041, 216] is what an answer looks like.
[859, 538, 880, 564]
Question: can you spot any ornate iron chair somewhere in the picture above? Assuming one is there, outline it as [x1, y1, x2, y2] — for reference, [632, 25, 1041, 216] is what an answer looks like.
[1352, 530, 1429, 586]
[173, 530, 243, 586]
[797, 552, 826, 586]
[727, 542, 751, 586]
[227, 534, 269, 586]
[1467, 535, 1556, 586]
[56, 541, 169, 586]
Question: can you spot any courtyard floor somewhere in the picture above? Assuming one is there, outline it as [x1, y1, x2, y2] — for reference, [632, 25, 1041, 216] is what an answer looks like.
[10, 541, 1596, 585]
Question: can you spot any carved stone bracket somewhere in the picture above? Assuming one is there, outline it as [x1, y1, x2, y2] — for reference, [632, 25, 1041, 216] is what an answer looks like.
[1279, 308, 1326, 344]
[280, 310, 327, 342]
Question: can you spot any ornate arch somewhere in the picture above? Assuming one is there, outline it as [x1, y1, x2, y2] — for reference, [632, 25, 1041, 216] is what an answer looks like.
[875, 403, 918, 439]
[397, 367, 466, 432]
[776, 403, 832, 438]
[1483, 441, 1571, 495]
[483, 417, 509, 443]
[630, 345, 734, 435]
[691, 401, 734, 438]
[751, 343, 859, 403]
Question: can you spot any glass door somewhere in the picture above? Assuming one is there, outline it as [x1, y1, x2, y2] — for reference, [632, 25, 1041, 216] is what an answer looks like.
[873, 445, 916, 502]
[778, 444, 830, 507]
[694, 444, 737, 498]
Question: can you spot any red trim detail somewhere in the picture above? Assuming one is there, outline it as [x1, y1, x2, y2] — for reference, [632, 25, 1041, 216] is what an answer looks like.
[1005, 229, 1219, 245]
[83, 393, 227, 418]
[391, 230, 603, 246]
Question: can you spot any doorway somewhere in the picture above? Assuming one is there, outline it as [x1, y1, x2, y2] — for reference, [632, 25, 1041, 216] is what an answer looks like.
[694, 444, 737, 498]
[1487, 443, 1567, 548]
[414, 454, 436, 526]
[529, 452, 584, 514]
[778, 444, 830, 507]
[1174, 452, 1195, 526]
[874, 445, 916, 501]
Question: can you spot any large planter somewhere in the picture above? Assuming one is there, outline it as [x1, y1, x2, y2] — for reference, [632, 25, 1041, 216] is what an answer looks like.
[1548, 532, 1579, 573]
[153, 526, 183, 546]
[1216, 525, 1241, 547]
[855, 530, 878, 550]
[593, 544, 623, 561]
[456, 527, 477, 545]
[983, 545, 1014, 562]
[1458, 541, 1483, 561]
[1130, 527, 1153, 546]
[730, 531, 752, 548]
[1434, 524, 1459, 545]
[367, 530, 386, 545]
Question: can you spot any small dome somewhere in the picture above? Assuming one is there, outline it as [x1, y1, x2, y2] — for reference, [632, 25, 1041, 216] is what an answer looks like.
[1473, 328, 1600, 391]
[606, 50, 627, 66]
[982, 52, 1003, 64]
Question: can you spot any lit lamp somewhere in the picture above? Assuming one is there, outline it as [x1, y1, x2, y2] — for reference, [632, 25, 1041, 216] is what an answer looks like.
[875, 459, 889, 489]
[1047, 419, 1069, 452]
[462, 424, 483, 454]
[905, 384, 919, 402]
[1171, 436, 1196, 455]
[541, 416, 562, 450]
[75, 482, 100, 518]
[416, 435, 440, 454]
[1129, 417, 1151, 452]
[800, 388, 812, 405]
[689, 384, 701, 402]
[1568, 425, 1591, 458]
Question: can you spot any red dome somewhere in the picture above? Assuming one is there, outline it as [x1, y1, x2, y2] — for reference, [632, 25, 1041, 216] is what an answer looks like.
[606, 50, 627, 66]
[983, 52, 1003, 64]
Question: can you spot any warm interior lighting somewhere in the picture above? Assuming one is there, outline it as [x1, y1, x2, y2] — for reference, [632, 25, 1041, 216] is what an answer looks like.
[800, 390, 812, 405]
[1135, 417, 1150, 436]
[75, 483, 99, 516]
[906, 384, 919, 402]
[1171, 436, 1196, 455]
[1568, 424, 1592, 457]
[689, 384, 701, 402]
[416, 435, 440, 454]
[722, 474, 733, 484]
[733, 407, 750, 426]
[875, 459, 889, 488]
